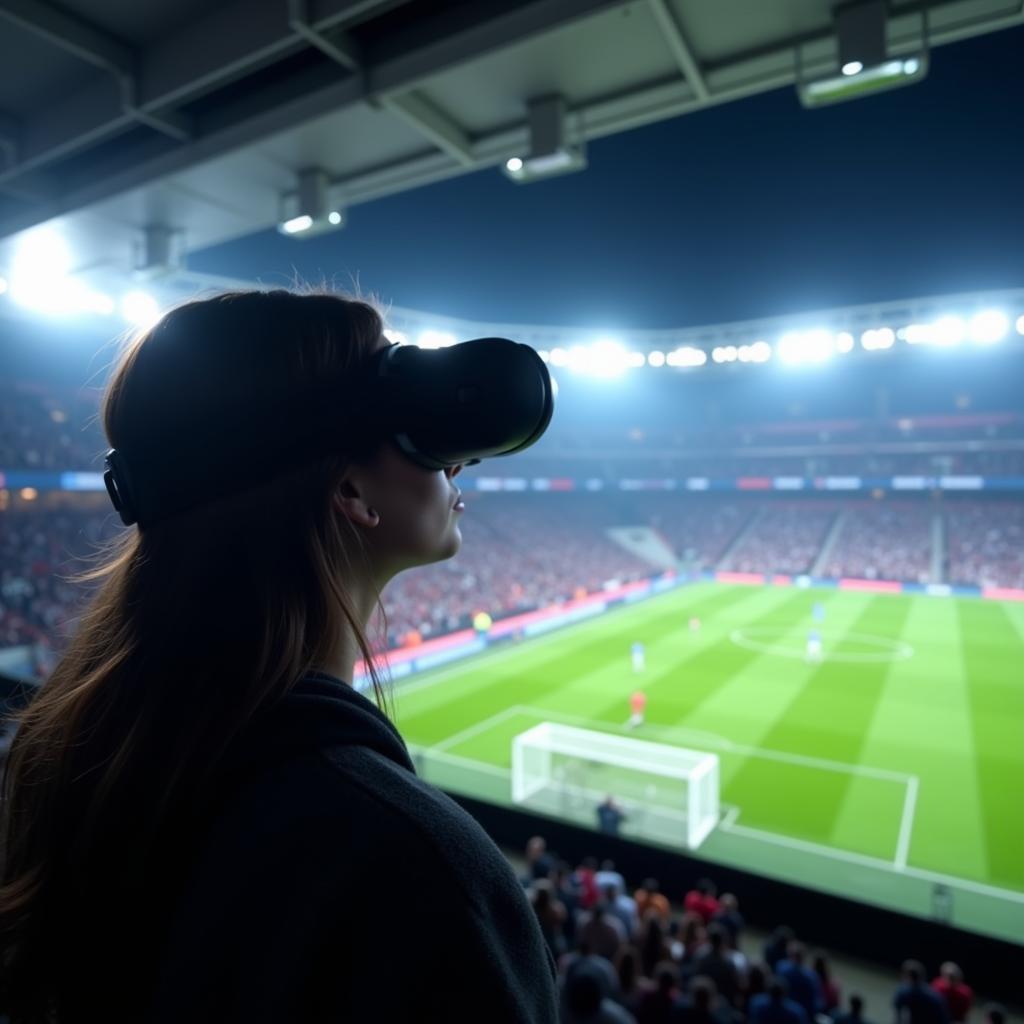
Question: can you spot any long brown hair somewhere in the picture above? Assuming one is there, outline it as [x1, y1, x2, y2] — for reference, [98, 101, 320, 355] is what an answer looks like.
[0, 289, 389, 1020]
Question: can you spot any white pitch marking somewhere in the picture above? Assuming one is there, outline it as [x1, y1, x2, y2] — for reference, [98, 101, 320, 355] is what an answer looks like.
[894, 776, 919, 871]
[430, 705, 528, 753]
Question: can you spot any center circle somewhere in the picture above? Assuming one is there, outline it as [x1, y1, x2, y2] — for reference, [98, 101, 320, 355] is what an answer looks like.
[729, 626, 914, 663]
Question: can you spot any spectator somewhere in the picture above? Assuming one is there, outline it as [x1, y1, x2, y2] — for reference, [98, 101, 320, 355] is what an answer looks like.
[812, 952, 841, 1013]
[614, 946, 651, 1018]
[562, 942, 619, 999]
[678, 913, 707, 962]
[597, 796, 627, 836]
[532, 879, 568, 958]
[749, 981, 809, 1024]
[580, 903, 627, 961]
[575, 858, 602, 911]
[893, 960, 948, 1024]
[672, 976, 737, 1024]
[596, 860, 628, 894]
[555, 861, 581, 947]
[526, 835, 555, 882]
[775, 942, 822, 1019]
[635, 878, 671, 924]
[639, 914, 672, 978]
[834, 994, 876, 1024]
[711, 893, 744, 946]
[684, 879, 720, 924]
[637, 962, 681, 1024]
[763, 927, 794, 971]
[691, 926, 739, 1006]
[739, 963, 770, 1018]
[563, 958, 637, 1024]
[930, 962, 972, 1023]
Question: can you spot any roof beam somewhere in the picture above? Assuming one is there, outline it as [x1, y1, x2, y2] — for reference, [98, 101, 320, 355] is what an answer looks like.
[288, 0, 362, 72]
[0, 0, 133, 75]
[646, 0, 708, 102]
[379, 92, 475, 165]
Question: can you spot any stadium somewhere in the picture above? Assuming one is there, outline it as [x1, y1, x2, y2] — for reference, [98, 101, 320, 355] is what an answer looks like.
[0, 0, 1022, 1021]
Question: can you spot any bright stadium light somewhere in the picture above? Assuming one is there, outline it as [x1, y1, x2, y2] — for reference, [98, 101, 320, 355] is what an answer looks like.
[861, 327, 895, 351]
[121, 290, 161, 328]
[835, 331, 855, 353]
[574, 338, 630, 378]
[281, 214, 313, 234]
[1017, 314, 1024, 336]
[327, 211, 343, 226]
[647, 350, 666, 368]
[0, 276, 8, 295]
[968, 309, 1009, 344]
[667, 346, 707, 368]
[549, 347, 569, 367]
[505, 157, 524, 172]
[932, 315, 966, 346]
[841, 60, 864, 76]
[778, 329, 834, 365]
[902, 322, 931, 344]
[537, 350, 550, 363]
[417, 329, 457, 349]
[627, 350, 646, 368]
[383, 328, 408, 345]
[749, 340, 772, 363]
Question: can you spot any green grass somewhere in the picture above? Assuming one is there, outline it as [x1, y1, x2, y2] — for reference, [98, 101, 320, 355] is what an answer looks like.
[391, 582, 1024, 944]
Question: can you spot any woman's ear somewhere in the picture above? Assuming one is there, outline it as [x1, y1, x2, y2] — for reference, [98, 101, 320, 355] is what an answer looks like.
[334, 476, 381, 528]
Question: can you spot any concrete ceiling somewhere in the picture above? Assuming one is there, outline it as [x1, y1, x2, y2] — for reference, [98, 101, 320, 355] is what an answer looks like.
[0, 0, 1021, 290]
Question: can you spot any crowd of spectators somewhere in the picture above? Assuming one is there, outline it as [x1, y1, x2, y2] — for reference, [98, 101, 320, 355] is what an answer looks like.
[5, 495, 1024, 667]
[517, 838, 1006, 1024]
[945, 503, 1024, 590]
[821, 504, 935, 584]
[723, 507, 837, 576]
[0, 385, 104, 472]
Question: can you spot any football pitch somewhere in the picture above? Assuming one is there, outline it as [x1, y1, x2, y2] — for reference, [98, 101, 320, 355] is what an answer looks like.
[390, 582, 1024, 945]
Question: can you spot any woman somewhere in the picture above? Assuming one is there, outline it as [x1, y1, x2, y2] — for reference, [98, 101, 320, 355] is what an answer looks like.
[0, 291, 557, 1022]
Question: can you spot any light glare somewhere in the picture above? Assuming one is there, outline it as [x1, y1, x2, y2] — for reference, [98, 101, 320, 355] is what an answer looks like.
[841, 61, 864, 76]
[968, 310, 1009, 344]
[328, 211, 343, 225]
[506, 157, 524, 172]
[417, 329, 457, 349]
[647, 350, 666, 368]
[121, 290, 161, 329]
[282, 215, 313, 234]
[778, 329, 834, 364]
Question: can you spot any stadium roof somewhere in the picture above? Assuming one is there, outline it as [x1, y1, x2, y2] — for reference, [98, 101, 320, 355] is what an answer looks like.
[0, 0, 1022, 293]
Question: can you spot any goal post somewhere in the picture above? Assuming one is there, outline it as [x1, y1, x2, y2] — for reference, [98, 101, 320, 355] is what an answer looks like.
[511, 722, 720, 850]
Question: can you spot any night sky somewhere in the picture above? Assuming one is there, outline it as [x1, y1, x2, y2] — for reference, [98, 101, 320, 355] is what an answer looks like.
[191, 24, 1024, 330]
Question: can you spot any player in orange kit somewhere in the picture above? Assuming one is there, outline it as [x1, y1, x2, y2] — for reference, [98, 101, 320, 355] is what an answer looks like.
[627, 690, 647, 729]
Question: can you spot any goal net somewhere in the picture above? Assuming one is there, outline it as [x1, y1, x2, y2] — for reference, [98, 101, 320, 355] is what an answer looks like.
[511, 722, 719, 850]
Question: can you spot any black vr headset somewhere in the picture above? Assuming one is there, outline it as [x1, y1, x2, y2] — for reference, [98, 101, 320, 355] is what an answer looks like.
[103, 337, 554, 528]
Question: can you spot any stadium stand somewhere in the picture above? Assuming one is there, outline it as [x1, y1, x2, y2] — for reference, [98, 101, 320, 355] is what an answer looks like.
[722, 506, 837, 576]
[821, 502, 935, 584]
[511, 837, 1011, 1024]
[945, 502, 1024, 590]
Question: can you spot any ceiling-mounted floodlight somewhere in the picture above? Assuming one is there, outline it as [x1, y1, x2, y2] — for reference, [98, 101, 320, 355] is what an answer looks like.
[502, 95, 586, 184]
[277, 168, 346, 237]
[134, 224, 183, 281]
[797, 0, 928, 108]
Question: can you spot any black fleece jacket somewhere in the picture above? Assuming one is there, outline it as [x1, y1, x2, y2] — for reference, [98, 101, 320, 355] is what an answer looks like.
[57, 673, 558, 1022]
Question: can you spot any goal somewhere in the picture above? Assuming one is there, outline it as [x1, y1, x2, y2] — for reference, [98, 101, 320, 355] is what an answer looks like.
[511, 721, 720, 850]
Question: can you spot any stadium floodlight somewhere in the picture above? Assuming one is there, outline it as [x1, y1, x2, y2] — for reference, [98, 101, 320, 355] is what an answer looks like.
[566, 339, 631, 378]
[281, 215, 313, 234]
[798, 0, 927, 107]
[511, 722, 720, 850]
[121, 290, 161, 329]
[861, 327, 895, 350]
[0, 275, 7, 295]
[647, 350, 666, 368]
[968, 310, 1009, 344]
[778, 328, 835, 364]
[748, 340, 772, 362]
[1017, 315, 1024, 336]
[932, 315, 966, 346]
[627, 350, 646, 369]
[549, 346, 569, 367]
[277, 169, 345, 237]
[417, 329, 457, 349]
[537, 350, 550, 363]
[502, 96, 586, 184]
[667, 346, 707, 368]
[383, 328, 408, 345]
[835, 331, 855, 353]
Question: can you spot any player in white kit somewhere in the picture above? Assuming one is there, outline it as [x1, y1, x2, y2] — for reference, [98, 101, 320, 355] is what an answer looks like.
[631, 641, 645, 672]
[806, 628, 823, 663]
